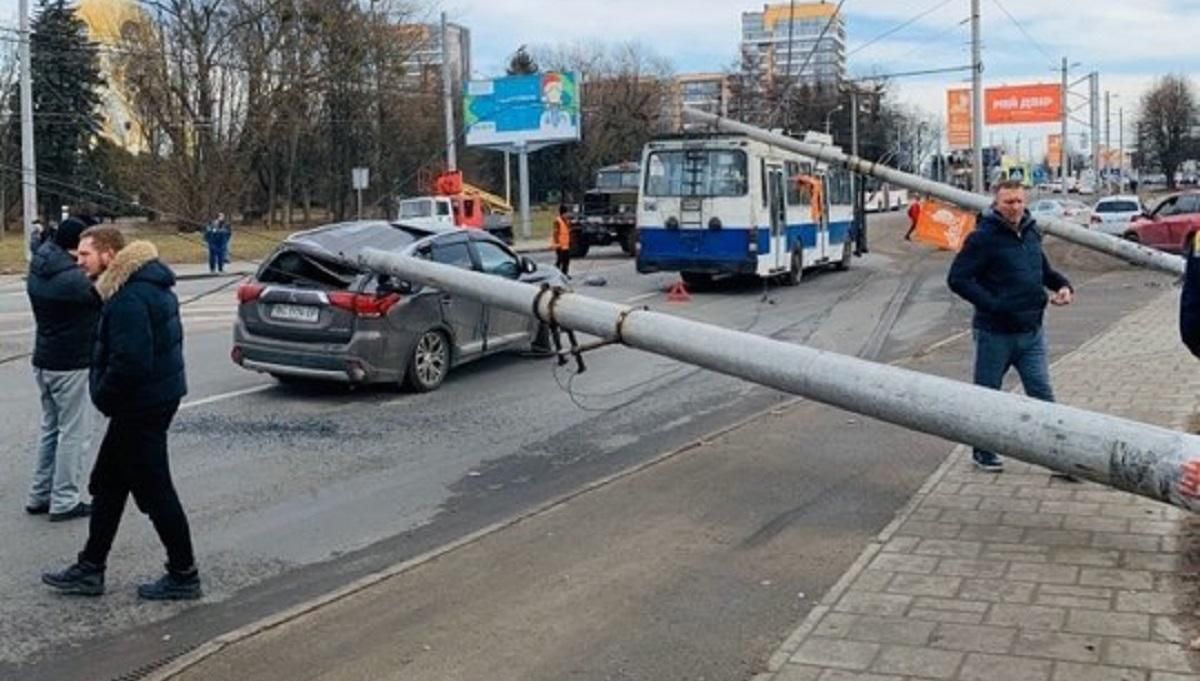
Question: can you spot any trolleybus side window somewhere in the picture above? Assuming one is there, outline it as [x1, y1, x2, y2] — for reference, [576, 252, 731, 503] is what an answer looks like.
[644, 149, 748, 197]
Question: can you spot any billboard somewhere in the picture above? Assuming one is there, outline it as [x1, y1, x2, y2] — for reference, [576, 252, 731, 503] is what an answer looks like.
[946, 88, 972, 150]
[464, 72, 582, 148]
[984, 84, 1063, 125]
[1047, 134, 1062, 169]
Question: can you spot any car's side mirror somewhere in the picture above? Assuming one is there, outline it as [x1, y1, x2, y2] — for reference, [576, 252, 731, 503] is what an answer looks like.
[520, 256, 537, 274]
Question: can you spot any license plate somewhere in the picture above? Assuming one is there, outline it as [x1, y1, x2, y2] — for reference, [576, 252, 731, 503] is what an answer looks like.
[269, 304, 319, 323]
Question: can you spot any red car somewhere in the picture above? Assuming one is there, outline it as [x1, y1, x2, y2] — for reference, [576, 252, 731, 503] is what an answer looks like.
[1123, 191, 1200, 253]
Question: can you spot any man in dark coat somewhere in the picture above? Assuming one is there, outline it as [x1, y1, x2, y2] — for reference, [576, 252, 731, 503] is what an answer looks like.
[24, 216, 101, 521]
[42, 227, 201, 600]
[948, 180, 1074, 472]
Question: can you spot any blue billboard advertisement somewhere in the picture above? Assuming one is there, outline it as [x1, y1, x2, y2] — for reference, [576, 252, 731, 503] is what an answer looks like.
[463, 72, 581, 147]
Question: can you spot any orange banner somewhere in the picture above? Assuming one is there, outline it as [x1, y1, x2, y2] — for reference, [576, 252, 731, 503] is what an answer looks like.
[914, 200, 977, 252]
[1047, 134, 1062, 169]
[947, 89, 972, 150]
[984, 83, 1063, 125]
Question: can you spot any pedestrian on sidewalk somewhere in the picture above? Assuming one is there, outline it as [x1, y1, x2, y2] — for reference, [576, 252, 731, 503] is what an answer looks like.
[552, 204, 572, 277]
[1181, 232, 1200, 359]
[947, 179, 1074, 472]
[42, 227, 202, 600]
[24, 215, 102, 522]
[904, 195, 921, 241]
[203, 213, 231, 273]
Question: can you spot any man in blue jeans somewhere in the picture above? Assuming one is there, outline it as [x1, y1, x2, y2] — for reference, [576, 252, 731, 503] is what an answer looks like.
[948, 180, 1074, 472]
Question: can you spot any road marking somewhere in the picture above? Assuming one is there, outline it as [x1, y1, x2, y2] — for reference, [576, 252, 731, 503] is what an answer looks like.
[624, 291, 659, 303]
[0, 325, 32, 338]
[179, 383, 273, 410]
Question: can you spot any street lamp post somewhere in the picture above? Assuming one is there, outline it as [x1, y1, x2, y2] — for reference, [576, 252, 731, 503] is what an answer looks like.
[824, 104, 844, 135]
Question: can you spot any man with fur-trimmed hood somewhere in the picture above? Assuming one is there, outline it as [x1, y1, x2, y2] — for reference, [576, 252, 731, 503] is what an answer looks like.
[42, 226, 201, 600]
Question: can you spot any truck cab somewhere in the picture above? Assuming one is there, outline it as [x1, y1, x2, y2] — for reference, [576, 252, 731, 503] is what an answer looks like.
[570, 161, 641, 257]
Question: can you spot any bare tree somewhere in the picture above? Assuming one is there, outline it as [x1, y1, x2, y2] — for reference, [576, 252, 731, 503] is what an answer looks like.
[532, 41, 674, 198]
[1136, 74, 1198, 189]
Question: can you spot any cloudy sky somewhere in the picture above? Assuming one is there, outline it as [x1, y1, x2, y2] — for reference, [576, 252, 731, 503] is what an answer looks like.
[0, 0, 1195, 159]
[445, 0, 1200, 158]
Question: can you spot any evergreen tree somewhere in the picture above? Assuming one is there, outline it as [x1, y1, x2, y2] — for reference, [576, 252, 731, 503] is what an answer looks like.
[9, 0, 106, 223]
[507, 46, 538, 76]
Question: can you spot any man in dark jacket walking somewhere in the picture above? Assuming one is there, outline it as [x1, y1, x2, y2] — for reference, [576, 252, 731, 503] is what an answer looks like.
[947, 180, 1074, 472]
[42, 227, 201, 600]
[25, 216, 101, 521]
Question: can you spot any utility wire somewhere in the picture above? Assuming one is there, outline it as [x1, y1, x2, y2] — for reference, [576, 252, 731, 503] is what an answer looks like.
[846, 0, 957, 58]
[988, 0, 1056, 65]
[767, 0, 849, 127]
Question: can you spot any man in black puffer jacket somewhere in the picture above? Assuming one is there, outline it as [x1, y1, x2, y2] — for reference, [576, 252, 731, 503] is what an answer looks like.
[43, 227, 200, 601]
[24, 215, 101, 522]
[948, 180, 1074, 473]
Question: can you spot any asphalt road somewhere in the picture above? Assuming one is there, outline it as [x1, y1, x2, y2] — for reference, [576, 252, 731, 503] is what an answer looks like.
[0, 214, 1172, 681]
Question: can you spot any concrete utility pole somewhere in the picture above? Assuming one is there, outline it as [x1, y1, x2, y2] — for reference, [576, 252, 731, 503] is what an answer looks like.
[1090, 73, 1101, 184]
[970, 0, 984, 192]
[359, 251, 1200, 516]
[1105, 90, 1111, 192]
[1119, 106, 1124, 190]
[681, 107, 1184, 276]
[440, 12, 457, 172]
[1060, 57, 1069, 182]
[19, 0, 37, 262]
[517, 142, 531, 239]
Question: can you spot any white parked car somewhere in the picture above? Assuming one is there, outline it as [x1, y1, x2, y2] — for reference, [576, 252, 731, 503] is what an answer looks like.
[1089, 195, 1145, 236]
[1031, 198, 1089, 225]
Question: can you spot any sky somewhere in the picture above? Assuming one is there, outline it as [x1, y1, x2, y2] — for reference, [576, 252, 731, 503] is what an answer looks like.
[0, 0, 1195, 161]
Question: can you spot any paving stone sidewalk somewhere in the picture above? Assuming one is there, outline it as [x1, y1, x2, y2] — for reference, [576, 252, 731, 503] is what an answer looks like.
[758, 287, 1200, 681]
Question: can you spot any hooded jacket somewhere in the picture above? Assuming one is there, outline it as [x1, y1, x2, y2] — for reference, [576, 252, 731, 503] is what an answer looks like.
[27, 240, 101, 371]
[90, 241, 187, 417]
[947, 208, 1072, 334]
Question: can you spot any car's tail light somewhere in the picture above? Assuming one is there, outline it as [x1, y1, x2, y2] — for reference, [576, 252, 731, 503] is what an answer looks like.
[230, 346, 244, 365]
[328, 291, 403, 318]
[237, 282, 265, 304]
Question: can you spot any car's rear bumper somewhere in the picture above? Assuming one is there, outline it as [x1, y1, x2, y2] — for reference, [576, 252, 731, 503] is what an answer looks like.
[232, 322, 398, 383]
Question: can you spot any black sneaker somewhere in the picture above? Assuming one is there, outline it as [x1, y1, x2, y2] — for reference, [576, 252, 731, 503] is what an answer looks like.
[49, 502, 91, 522]
[25, 502, 49, 515]
[972, 451, 1004, 473]
[138, 568, 203, 601]
[42, 561, 105, 596]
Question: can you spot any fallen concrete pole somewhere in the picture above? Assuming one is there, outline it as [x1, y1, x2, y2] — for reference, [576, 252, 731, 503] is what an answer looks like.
[361, 249, 1200, 514]
[682, 107, 1186, 277]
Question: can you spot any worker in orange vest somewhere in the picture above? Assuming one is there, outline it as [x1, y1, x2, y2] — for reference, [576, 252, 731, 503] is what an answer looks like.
[551, 204, 572, 276]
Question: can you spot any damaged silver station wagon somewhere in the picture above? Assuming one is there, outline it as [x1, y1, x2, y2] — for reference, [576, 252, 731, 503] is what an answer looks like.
[231, 221, 565, 391]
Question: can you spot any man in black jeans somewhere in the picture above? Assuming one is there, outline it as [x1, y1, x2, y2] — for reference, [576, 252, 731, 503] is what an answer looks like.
[42, 227, 200, 600]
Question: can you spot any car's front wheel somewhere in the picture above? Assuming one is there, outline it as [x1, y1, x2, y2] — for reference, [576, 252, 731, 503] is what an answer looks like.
[405, 329, 450, 392]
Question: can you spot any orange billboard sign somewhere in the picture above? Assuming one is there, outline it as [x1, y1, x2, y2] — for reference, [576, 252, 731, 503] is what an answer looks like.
[914, 200, 977, 252]
[985, 83, 1063, 125]
[1047, 134, 1062, 169]
[947, 88, 972, 150]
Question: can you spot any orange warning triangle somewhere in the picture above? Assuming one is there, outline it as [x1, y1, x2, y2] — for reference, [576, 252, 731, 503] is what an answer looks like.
[666, 280, 692, 302]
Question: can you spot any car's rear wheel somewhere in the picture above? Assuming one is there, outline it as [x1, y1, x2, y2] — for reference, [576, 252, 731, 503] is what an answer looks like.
[405, 329, 450, 392]
[1122, 231, 1141, 243]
